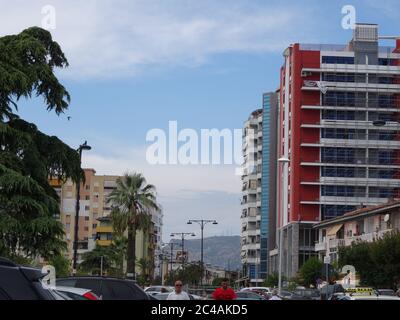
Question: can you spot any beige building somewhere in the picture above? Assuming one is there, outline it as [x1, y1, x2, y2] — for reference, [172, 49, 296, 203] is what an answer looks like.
[51, 169, 162, 277]
[51, 169, 120, 263]
[314, 200, 400, 263]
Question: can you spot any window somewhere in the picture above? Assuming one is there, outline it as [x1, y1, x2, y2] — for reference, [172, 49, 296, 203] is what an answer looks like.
[322, 128, 366, 140]
[84, 216, 90, 221]
[322, 56, 354, 64]
[321, 185, 366, 197]
[84, 227, 89, 231]
[85, 185, 90, 190]
[321, 167, 366, 178]
[92, 224, 97, 229]
[321, 205, 357, 220]
[85, 195, 90, 200]
[85, 205, 90, 211]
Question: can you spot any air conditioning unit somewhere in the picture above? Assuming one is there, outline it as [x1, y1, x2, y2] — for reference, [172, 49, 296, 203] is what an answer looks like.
[301, 70, 312, 77]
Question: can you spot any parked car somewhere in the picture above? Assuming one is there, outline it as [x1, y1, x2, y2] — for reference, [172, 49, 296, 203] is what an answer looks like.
[144, 286, 174, 295]
[278, 290, 308, 300]
[245, 289, 270, 299]
[0, 257, 63, 300]
[55, 286, 100, 300]
[376, 289, 395, 296]
[56, 277, 149, 300]
[293, 288, 321, 300]
[240, 287, 271, 294]
[235, 291, 267, 300]
[151, 292, 202, 300]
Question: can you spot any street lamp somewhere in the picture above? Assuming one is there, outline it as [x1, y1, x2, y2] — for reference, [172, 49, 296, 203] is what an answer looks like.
[72, 141, 91, 275]
[187, 219, 218, 287]
[277, 156, 289, 295]
[170, 232, 196, 270]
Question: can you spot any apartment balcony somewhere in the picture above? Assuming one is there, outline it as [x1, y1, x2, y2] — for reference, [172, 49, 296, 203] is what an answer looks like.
[315, 239, 345, 252]
[242, 229, 260, 237]
[97, 239, 112, 246]
[96, 226, 113, 233]
[302, 65, 400, 76]
[301, 105, 400, 113]
[300, 161, 400, 169]
[302, 177, 400, 187]
[345, 229, 393, 246]
[301, 196, 390, 206]
[301, 138, 400, 150]
[315, 241, 326, 252]
[301, 120, 400, 131]
[303, 81, 400, 92]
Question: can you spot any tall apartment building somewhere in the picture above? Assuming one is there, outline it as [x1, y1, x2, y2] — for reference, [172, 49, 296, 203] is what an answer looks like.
[51, 169, 120, 263]
[241, 92, 279, 284]
[51, 169, 163, 277]
[271, 24, 400, 278]
[241, 109, 263, 285]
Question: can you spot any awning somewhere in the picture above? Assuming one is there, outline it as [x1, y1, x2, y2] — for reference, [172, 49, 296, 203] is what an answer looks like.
[327, 224, 343, 236]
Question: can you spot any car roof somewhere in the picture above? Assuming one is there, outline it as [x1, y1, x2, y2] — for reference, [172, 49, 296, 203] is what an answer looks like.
[57, 276, 137, 283]
[55, 286, 91, 295]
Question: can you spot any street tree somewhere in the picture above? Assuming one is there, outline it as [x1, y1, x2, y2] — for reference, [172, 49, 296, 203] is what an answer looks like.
[107, 173, 160, 279]
[0, 27, 82, 260]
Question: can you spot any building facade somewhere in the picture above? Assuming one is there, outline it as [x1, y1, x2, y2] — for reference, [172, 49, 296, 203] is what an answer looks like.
[241, 92, 279, 285]
[241, 109, 263, 284]
[271, 24, 400, 277]
[52, 169, 162, 278]
[314, 200, 400, 263]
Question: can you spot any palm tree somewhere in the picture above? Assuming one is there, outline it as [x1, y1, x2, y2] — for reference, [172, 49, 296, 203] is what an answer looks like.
[107, 173, 160, 279]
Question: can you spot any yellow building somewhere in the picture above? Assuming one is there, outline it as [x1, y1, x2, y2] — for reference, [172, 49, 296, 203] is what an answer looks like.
[51, 169, 160, 278]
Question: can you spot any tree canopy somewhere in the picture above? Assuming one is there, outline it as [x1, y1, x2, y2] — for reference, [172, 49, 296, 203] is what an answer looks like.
[0, 27, 82, 260]
[339, 232, 400, 289]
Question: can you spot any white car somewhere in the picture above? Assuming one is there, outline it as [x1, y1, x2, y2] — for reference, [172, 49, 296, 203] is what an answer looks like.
[54, 286, 100, 300]
[240, 287, 271, 293]
[144, 286, 174, 295]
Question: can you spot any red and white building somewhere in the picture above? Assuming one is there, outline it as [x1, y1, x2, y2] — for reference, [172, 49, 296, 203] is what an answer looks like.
[270, 24, 400, 277]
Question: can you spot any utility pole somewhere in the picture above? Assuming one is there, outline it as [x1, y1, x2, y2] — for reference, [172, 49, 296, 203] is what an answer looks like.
[170, 233, 196, 270]
[187, 219, 218, 286]
[72, 141, 91, 275]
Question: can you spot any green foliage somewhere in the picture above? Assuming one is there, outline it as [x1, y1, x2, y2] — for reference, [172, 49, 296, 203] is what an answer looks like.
[166, 264, 203, 286]
[107, 173, 160, 277]
[0, 27, 70, 120]
[298, 258, 324, 287]
[212, 277, 234, 287]
[49, 254, 70, 277]
[263, 272, 282, 287]
[339, 232, 400, 288]
[0, 27, 82, 261]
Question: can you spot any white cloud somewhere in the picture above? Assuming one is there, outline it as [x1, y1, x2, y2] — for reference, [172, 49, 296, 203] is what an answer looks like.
[0, 0, 316, 79]
[80, 146, 242, 240]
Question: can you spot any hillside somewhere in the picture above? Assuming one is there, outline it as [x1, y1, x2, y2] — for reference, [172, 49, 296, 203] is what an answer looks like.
[172, 235, 241, 270]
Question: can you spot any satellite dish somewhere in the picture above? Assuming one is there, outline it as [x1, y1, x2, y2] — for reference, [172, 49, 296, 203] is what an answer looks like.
[384, 214, 390, 223]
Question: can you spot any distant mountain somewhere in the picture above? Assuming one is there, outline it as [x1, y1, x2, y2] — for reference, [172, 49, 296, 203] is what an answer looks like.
[172, 236, 241, 270]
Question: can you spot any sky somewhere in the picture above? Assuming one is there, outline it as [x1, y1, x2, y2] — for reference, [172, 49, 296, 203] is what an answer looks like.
[1, 0, 400, 241]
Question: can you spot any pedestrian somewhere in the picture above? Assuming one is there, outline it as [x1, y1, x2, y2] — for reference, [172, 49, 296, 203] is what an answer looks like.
[167, 280, 190, 300]
[212, 278, 237, 300]
[269, 289, 282, 300]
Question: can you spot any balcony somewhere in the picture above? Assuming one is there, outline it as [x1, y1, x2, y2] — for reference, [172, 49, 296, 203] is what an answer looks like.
[97, 239, 112, 246]
[96, 226, 113, 233]
[315, 242, 326, 252]
[301, 138, 400, 150]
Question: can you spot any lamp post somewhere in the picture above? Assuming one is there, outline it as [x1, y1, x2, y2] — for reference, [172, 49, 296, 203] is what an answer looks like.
[170, 232, 195, 270]
[72, 141, 91, 275]
[187, 220, 218, 287]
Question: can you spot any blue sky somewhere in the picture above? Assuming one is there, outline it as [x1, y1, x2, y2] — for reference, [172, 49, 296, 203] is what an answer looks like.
[1, 0, 400, 241]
